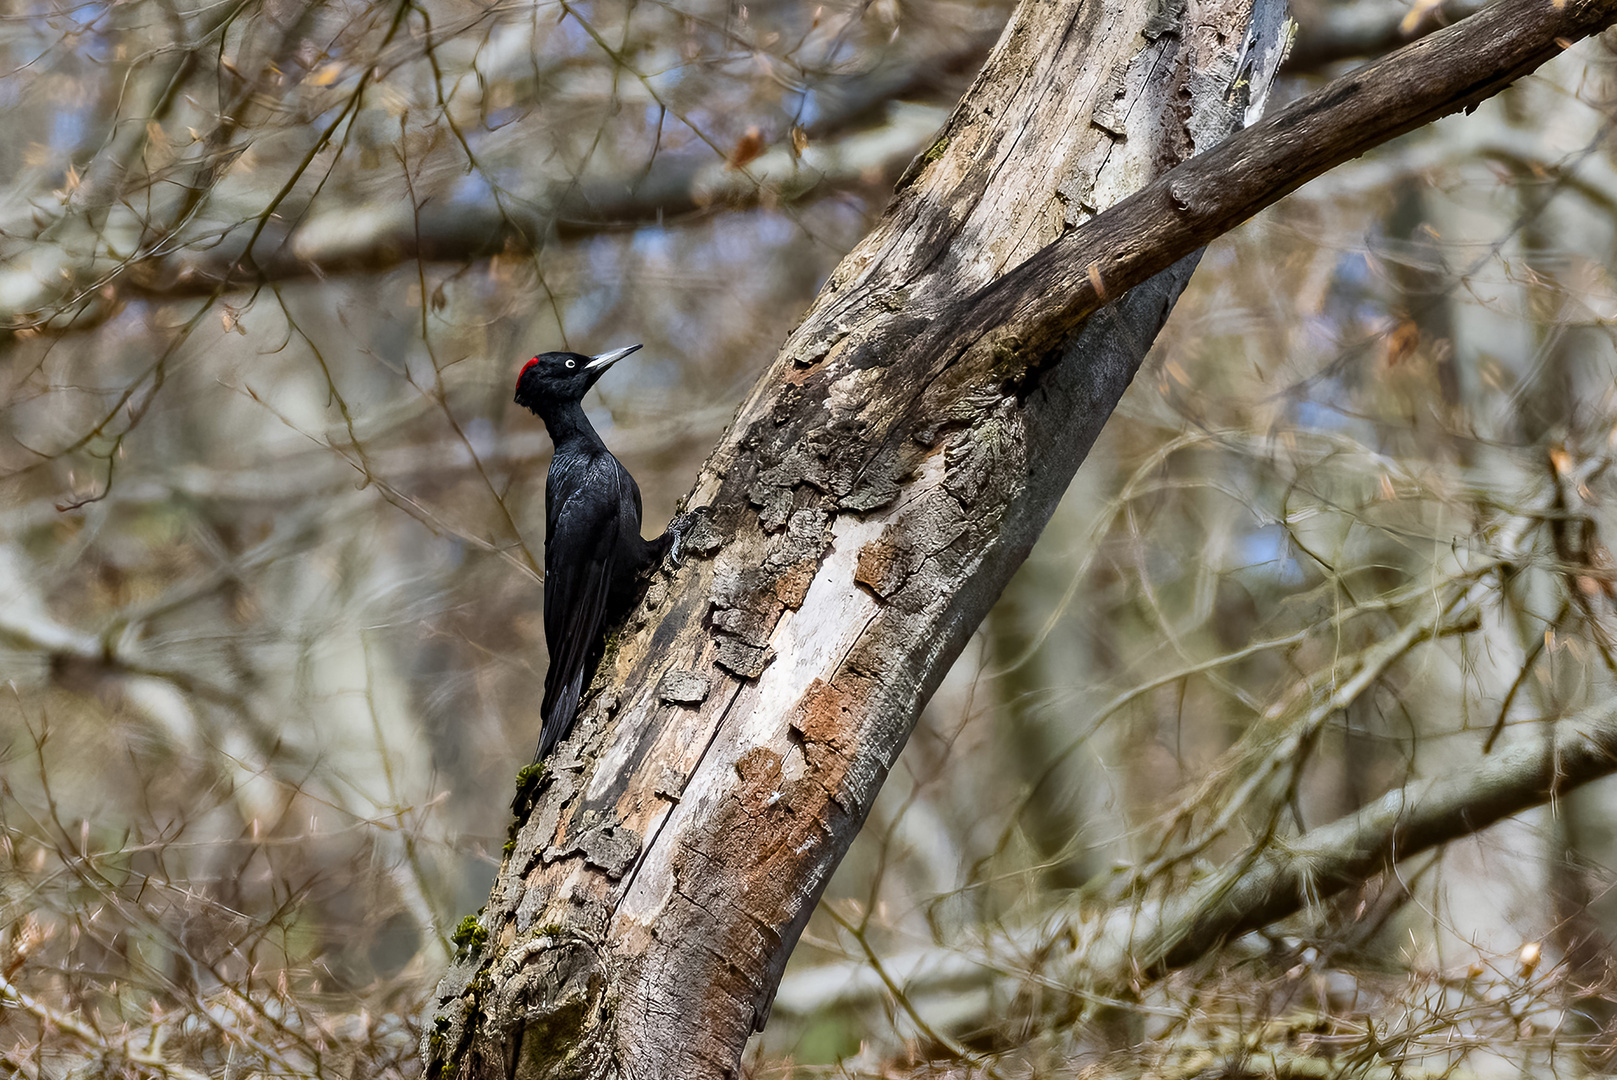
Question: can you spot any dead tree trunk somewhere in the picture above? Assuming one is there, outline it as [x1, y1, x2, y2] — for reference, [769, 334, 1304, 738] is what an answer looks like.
[424, 0, 1616, 1076]
[423, 0, 1286, 1071]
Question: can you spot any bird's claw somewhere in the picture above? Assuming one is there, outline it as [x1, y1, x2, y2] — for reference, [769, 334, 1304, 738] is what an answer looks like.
[665, 506, 712, 568]
[668, 515, 693, 568]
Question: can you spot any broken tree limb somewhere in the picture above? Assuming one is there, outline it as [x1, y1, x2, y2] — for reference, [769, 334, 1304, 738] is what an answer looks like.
[1063, 700, 1617, 987]
[425, 0, 1289, 1070]
[852, 0, 1617, 473]
[764, 701, 1617, 1022]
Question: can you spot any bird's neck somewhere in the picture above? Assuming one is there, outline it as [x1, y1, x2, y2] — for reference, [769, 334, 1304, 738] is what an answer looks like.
[538, 398, 607, 455]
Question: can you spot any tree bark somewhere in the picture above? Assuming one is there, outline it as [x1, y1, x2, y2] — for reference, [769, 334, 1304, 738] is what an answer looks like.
[423, 1, 1616, 1077]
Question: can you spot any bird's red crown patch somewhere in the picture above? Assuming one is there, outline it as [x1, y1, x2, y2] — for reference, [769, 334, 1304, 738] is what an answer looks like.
[517, 356, 540, 388]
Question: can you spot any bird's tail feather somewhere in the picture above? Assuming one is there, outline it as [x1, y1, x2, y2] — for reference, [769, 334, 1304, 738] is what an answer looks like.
[537, 666, 587, 760]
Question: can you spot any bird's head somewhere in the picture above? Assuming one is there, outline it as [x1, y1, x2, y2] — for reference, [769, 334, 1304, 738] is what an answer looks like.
[514, 344, 641, 413]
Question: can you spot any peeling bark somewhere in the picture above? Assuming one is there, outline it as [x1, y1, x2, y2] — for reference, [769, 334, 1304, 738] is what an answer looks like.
[424, 0, 1615, 1077]
[425, 0, 1285, 1073]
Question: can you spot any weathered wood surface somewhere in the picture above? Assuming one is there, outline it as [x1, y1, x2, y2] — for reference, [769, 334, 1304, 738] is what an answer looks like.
[423, 0, 1286, 1073]
[867, 0, 1617, 444]
[424, 0, 1615, 1077]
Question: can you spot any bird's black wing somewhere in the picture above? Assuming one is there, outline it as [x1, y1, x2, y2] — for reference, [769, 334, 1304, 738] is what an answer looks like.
[538, 454, 625, 759]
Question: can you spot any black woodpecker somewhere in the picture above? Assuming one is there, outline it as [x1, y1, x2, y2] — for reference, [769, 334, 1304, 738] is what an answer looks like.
[514, 344, 688, 761]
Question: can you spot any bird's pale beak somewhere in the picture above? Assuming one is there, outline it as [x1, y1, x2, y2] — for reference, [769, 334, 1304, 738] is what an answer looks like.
[585, 344, 642, 371]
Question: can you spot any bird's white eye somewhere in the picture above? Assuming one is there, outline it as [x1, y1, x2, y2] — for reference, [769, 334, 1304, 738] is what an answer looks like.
[565, 359, 575, 369]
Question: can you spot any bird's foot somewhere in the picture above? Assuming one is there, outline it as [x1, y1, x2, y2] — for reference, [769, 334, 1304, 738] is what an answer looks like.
[665, 505, 714, 567]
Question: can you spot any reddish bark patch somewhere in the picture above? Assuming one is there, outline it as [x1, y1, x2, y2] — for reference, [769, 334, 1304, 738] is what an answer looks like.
[773, 559, 818, 609]
[660, 727, 846, 1050]
[734, 747, 785, 815]
[790, 677, 872, 790]
[854, 537, 911, 598]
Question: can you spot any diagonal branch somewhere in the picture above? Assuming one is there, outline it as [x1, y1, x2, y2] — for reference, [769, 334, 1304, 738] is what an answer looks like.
[424, 1, 1615, 1078]
[870, 0, 1617, 460]
[770, 703, 1617, 1017]
[1072, 702, 1617, 985]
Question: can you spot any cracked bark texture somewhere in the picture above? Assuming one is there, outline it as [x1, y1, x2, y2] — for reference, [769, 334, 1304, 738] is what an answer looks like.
[423, 0, 1289, 1074]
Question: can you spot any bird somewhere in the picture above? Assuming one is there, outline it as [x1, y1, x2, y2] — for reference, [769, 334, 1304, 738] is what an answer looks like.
[514, 344, 690, 761]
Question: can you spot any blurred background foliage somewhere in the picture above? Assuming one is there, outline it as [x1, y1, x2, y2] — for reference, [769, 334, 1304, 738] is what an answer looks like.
[1, 0, 1616, 1074]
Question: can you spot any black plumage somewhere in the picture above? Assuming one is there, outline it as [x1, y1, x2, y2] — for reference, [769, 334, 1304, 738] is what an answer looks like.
[514, 344, 677, 760]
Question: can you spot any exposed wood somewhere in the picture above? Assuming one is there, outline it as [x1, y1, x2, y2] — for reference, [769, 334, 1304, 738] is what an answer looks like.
[424, 0, 1287, 1072]
[423, 1, 1615, 1078]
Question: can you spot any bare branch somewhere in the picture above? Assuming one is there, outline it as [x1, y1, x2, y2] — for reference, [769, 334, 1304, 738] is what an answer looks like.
[894, 0, 1617, 426]
[1064, 701, 1617, 986]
